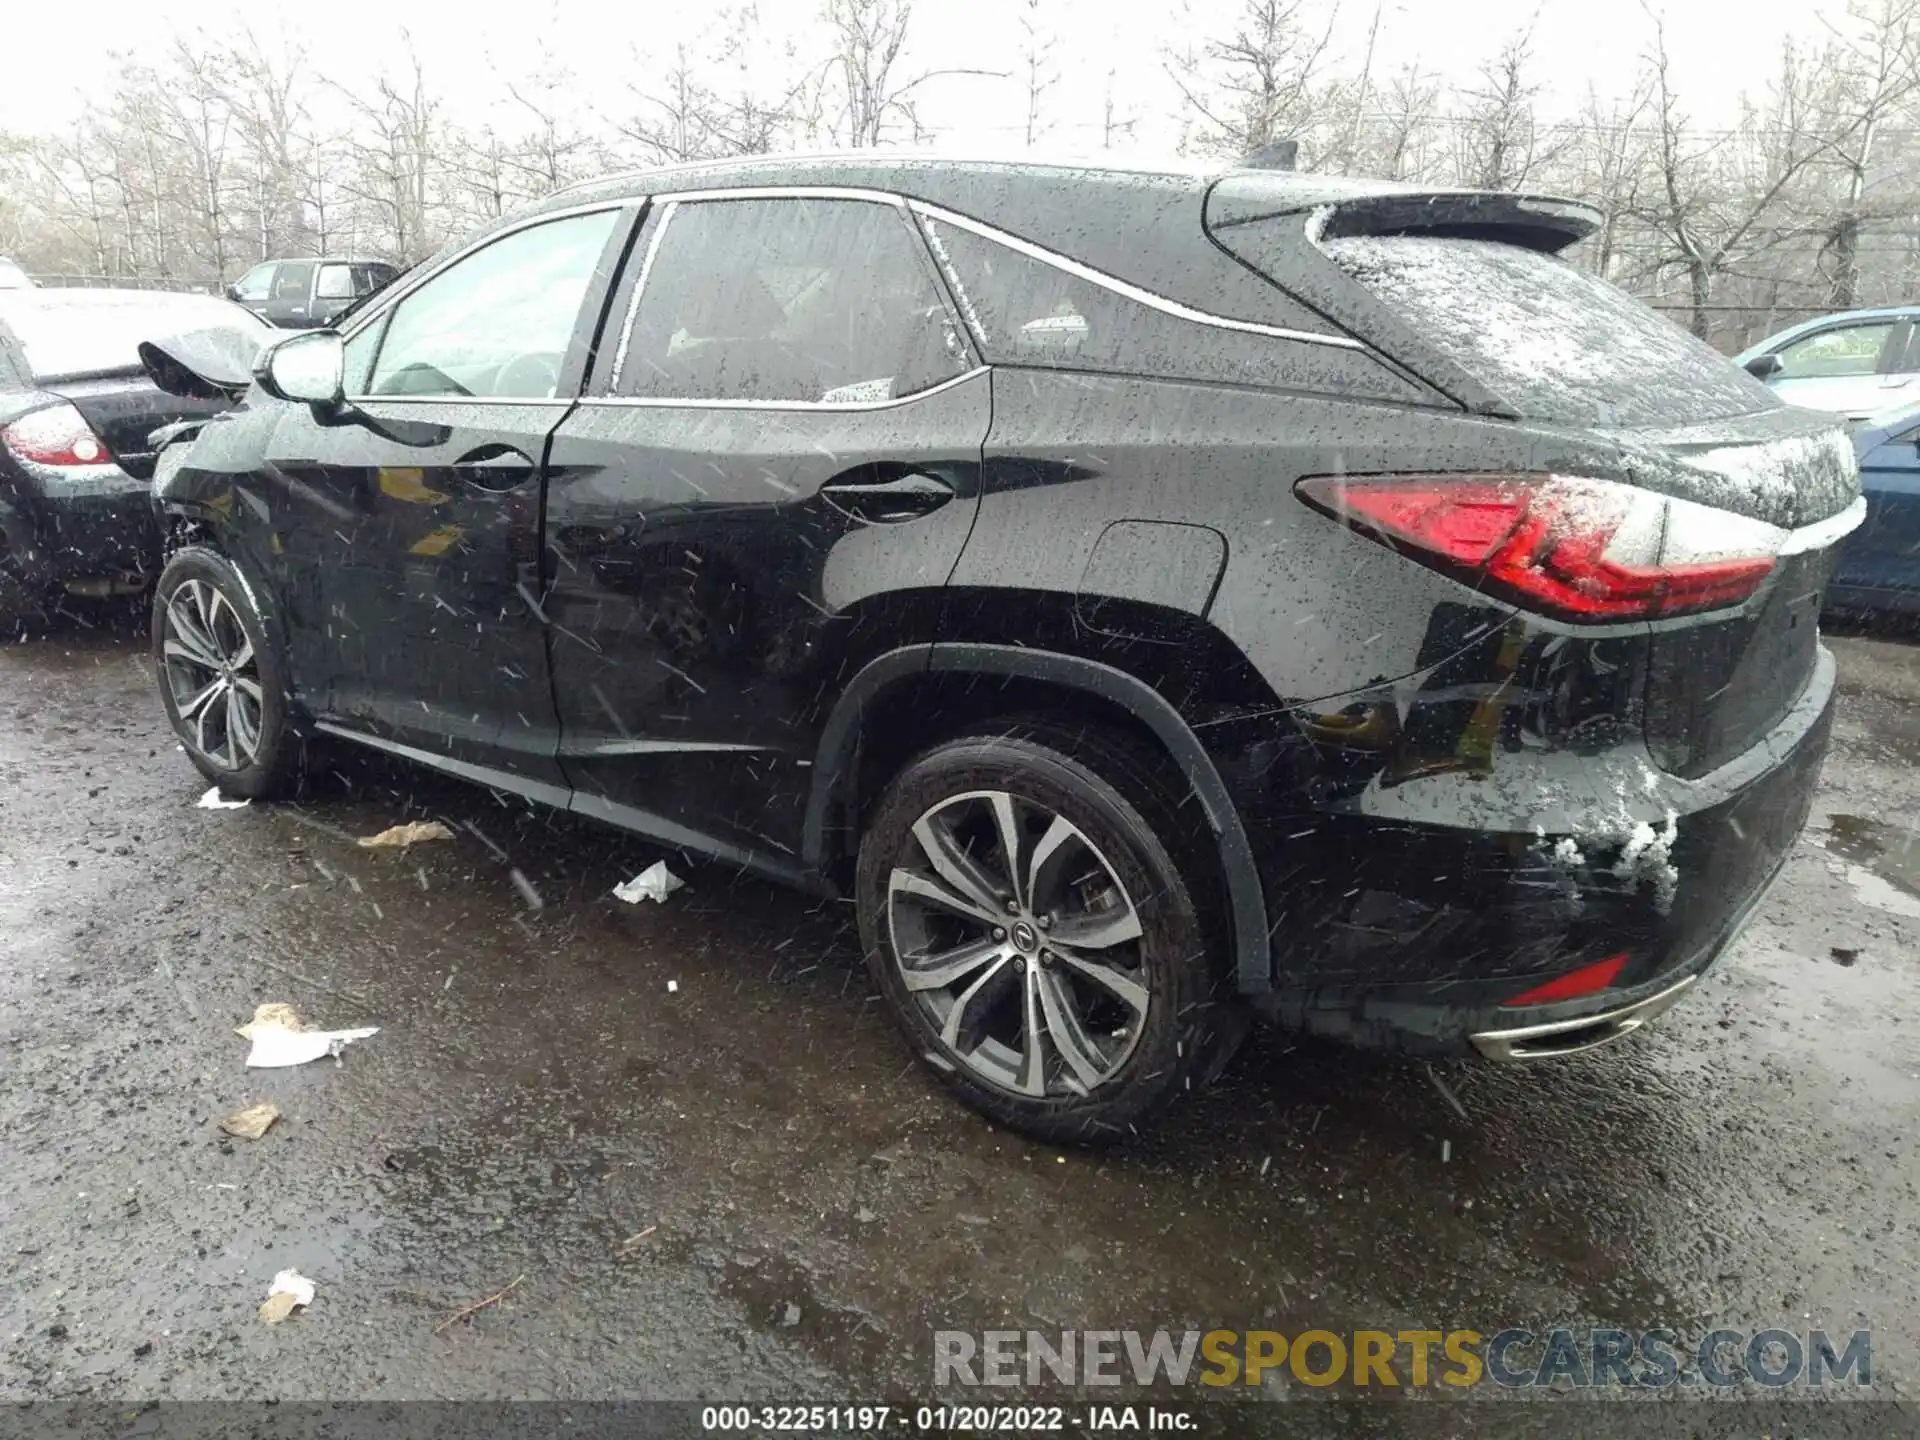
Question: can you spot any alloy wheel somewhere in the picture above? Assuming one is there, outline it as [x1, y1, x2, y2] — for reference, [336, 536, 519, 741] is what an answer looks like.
[886, 788, 1151, 1099]
[161, 577, 264, 771]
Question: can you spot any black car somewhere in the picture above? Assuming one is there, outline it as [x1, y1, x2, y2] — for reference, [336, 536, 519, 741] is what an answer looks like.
[0, 288, 269, 629]
[228, 257, 401, 329]
[151, 156, 1861, 1141]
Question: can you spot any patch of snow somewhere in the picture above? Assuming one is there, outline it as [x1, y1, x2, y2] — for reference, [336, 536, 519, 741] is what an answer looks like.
[1611, 810, 1681, 915]
[1321, 234, 1767, 429]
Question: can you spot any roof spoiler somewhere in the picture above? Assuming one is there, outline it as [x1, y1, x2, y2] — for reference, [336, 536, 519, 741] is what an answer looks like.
[1315, 191, 1601, 254]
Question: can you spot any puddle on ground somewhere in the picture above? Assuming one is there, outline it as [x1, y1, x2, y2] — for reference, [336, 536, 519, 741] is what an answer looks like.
[1822, 814, 1920, 918]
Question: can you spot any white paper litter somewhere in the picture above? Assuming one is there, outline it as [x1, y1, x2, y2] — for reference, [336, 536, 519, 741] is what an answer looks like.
[259, 1268, 315, 1323]
[613, 861, 684, 905]
[198, 787, 250, 810]
[234, 1002, 379, 1068]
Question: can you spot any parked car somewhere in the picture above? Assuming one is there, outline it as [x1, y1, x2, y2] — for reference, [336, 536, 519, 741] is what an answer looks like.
[0, 258, 33, 289]
[1735, 306, 1920, 419]
[0, 288, 269, 629]
[227, 257, 400, 329]
[152, 156, 1861, 1141]
[1829, 401, 1920, 617]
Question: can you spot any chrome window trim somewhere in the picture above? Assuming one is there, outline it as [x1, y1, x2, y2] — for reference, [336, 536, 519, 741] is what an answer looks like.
[579, 364, 988, 413]
[337, 199, 632, 345]
[332, 396, 578, 409]
[339, 200, 630, 405]
[905, 199, 1368, 352]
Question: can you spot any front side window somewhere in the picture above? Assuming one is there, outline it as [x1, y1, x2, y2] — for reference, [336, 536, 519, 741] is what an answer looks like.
[365, 208, 619, 399]
[1775, 322, 1893, 380]
[233, 264, 274, 302]
[617, 197, 965, 403]
[271, 262, 314, 302]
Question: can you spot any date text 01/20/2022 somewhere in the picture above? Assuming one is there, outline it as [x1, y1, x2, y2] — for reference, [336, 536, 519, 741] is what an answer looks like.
[698, 1405, 1195, 1431]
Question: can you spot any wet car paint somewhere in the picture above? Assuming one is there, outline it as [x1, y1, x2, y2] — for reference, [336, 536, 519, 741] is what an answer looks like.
[2, 625, 1919, 1417]
[154, 158, 1861, 1068]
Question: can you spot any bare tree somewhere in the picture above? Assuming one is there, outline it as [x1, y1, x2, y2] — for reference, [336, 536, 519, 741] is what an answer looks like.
[1637, 20, 1838, 337]
[823, 0, 1000, 147]
[1100, 68, 1139, 150]
[1811, 0, 1920, 306]
[333, 43, 442, 261]
[1565, 82, 1652, 281]
[1454, 21, 1565, 191]
[1017, 0, 1058, 148]
[1165, 0, 1340, 157]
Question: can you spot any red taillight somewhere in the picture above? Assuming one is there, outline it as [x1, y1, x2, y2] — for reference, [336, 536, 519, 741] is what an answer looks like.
[1501, 954, 1629, 1007]
[1298, 474, 1777, 622]
[3, 403, 112, 467]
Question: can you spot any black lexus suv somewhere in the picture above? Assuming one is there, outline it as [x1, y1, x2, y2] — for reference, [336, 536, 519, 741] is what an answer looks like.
[150, 155, 1860, 1141]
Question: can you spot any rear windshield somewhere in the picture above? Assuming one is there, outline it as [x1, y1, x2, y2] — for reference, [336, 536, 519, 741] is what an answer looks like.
[1319, 235, 1774, 427]
[0, 291, 270, 382]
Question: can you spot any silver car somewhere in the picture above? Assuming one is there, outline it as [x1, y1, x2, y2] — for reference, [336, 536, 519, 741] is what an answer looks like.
[1736, 306, 1920, 419]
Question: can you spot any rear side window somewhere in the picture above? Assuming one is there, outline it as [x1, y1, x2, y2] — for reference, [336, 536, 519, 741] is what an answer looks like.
[922, 217, 1407, 400]
[1318, 234, 1772, 426]
[1773, 322, 1893, 379]
[315, 264, 356, 301]
[617, 197, 965, 404]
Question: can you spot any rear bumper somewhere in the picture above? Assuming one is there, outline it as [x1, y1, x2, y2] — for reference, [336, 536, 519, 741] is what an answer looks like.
[1243, 645, 1835, 1056]
[0, 488, 162, 593]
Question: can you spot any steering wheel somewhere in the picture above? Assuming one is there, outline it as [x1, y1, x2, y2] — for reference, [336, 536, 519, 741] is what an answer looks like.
[493, 351, 563, 398]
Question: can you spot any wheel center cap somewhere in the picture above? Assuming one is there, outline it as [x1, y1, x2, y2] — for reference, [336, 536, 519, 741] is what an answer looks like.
[1010, 920, 1039, 954]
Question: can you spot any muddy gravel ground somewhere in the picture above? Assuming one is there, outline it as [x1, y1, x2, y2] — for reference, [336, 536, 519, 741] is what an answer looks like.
[4, 621, 1920, 1430]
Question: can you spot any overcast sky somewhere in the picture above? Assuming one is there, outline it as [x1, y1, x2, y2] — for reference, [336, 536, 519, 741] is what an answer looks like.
[0, 0, 1856, 158]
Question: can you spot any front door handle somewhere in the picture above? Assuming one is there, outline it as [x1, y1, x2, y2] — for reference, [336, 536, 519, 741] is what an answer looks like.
[453, 444, 538, 492]
[821, 471, 954, 523]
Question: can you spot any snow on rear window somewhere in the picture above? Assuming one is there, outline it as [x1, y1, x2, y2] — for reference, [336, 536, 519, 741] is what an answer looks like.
[1322, 235, 1773, 427]
[0, 291, 270, 382]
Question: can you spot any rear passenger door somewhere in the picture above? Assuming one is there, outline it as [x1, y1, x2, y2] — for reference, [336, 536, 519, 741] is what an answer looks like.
[260, 261, 316, 328]
[543, 192, 987, 857]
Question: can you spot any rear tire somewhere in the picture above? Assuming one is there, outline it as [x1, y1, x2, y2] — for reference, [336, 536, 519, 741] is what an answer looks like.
[152, 546, 302, 799]
[856, 721, 1245, 1144]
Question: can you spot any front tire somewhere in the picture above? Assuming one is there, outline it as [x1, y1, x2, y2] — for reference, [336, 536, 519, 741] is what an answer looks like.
[152, 546, 300, 798]
[856, 724, 1242, 1144]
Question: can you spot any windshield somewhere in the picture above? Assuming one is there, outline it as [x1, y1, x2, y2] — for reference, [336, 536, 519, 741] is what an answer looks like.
[1319, 234, 1776, 427]
[0, 290, 271, 382]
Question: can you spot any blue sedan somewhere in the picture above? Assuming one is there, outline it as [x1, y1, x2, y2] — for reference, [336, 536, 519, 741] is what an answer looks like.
[1830, 403, 1920, 617]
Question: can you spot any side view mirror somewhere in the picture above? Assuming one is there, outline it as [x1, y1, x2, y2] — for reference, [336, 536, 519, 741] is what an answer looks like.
[225, 285, 241, 302]
[256, 329, 345, 411]
[1744, 353, 1784, 380]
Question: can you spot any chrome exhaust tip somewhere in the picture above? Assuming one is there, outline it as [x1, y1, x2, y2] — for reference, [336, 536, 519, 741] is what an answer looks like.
[1468, 974, 1697, 1061]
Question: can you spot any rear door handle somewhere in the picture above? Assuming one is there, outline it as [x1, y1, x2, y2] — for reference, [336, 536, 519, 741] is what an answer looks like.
[821, 471, 954, 523]
[453, 444, 538, 492]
